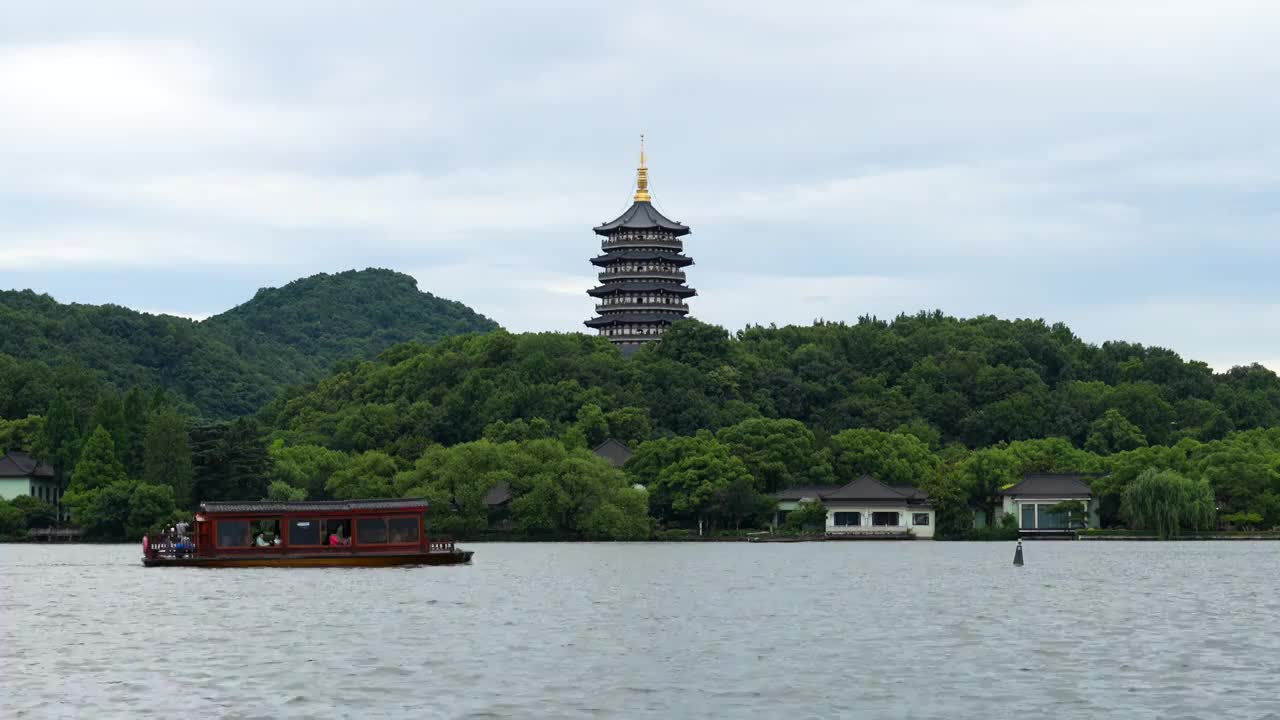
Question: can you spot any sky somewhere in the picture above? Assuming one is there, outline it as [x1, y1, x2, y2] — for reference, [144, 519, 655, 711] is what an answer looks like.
[2, 1, 1279, 371]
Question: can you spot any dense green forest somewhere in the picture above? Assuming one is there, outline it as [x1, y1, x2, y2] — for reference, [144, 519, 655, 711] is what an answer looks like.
[247, 317, 1280, 538]
[7, 303, 1280, 541]
[0, 269, 498, 420]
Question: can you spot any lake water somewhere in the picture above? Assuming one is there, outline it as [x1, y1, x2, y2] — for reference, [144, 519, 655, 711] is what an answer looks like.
[3, 541, 1280, 719]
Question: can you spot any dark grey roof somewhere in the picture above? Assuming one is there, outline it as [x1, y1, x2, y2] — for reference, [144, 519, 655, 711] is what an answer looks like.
[774, 485, 838, 501]
[200, 498, 430, 515]
[998, 474, 1094, 498]
[822, 474, 912, 502]
[591, 251, 693, 267]
[587, 282, 697, 298]
[593, 201, 690, 236]
[0, 451, 55, 479]
[892, 485, 930, 502]
[484, 482, 512, 507]
[585, 313, 687, 328]
[592, 439, 633, 468]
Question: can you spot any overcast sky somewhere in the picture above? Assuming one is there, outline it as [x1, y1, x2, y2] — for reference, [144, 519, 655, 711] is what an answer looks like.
[3, 1, 1279, 370]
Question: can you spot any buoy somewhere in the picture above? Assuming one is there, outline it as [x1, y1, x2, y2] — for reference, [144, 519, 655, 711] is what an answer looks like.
[1013, 540, 1024, 566]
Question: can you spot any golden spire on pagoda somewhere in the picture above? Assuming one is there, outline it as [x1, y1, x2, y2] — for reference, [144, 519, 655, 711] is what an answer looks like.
[633, 133, 651, 202]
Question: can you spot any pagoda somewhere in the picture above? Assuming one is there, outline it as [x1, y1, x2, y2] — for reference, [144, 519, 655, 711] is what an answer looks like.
[585, 137, 696, 351]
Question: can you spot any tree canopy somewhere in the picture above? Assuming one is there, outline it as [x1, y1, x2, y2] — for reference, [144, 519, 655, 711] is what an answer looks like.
[0, 269, 498, 420]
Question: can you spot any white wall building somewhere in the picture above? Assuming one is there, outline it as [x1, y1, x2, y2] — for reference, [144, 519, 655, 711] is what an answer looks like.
[774, 475, 935, 539]
[996, 474, 1098, 535]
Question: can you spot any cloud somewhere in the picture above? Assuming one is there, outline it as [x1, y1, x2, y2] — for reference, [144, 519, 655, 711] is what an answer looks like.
[2, 2, 1280, 371]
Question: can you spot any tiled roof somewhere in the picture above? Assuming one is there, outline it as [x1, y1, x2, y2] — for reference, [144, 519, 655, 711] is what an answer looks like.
[0, 451, 55, 479]
[592, 439, 634, 468]
[484, 482, 512, 507]
[585, 313, 687, 328]
[822, 474, 912, 502]
[587, 282, 697, 298]
[998, 474, 1094, 497]
[590, 250, 693, 267]
[200, 498, 429, 515]
[774, 478, 931, 505]
[593, 201, 691, 236]
[774, 485, 838, 501]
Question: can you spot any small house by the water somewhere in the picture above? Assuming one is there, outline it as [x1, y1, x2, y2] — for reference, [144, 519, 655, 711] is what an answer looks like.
[0, 451, 66, 520]
[774, 475, 936, 538]
[996, 473, 1098, 536]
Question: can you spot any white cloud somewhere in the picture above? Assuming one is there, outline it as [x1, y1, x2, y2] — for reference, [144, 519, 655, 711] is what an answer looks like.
[2, 2, 1280, 369]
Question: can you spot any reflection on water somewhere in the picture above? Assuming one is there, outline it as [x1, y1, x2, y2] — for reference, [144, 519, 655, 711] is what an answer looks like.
[3, 542, 1280, 719]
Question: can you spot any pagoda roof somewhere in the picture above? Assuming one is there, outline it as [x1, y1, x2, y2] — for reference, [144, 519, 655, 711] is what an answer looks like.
[593, 201, 690, 237]
[585, 313, 686, 327]
[588, 282, 696, 297]
[590, 250, 693, 267]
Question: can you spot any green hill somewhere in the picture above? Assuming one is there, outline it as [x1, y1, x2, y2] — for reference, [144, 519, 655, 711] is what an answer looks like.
[203, 269, 500, 390]
[263, 313, 1279, 453]
[0, 269, 498, 420]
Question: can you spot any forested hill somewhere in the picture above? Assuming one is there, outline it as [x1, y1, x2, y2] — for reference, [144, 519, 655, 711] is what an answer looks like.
[202, 269, 500, 390]
[0, 269, 498, 421]
[263, 314, 1280, 453]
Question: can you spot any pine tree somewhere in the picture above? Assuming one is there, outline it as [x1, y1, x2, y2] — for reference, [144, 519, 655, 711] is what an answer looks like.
[37, 391, 81, 495]
[121, 387, 150, 477]
[89, 391, 128, 462]
[71, 426, 130, 492]
[142, 408, 195, 508]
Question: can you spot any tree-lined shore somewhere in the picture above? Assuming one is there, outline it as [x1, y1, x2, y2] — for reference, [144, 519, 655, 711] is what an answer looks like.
[5, 280, 1280, 542]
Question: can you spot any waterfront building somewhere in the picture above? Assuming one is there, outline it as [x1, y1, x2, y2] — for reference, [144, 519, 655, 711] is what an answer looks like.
[773, 475, 936, 538]
[995, 473, 1098, 535]
[0, 450, 66, 519]
[585, 137, 696, 352]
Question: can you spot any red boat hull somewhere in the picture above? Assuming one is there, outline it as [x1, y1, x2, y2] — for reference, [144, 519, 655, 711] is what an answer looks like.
[142, 550, 473, 568]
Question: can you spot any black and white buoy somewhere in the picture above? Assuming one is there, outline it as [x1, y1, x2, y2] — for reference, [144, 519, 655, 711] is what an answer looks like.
[1013, 540, 1024, 566]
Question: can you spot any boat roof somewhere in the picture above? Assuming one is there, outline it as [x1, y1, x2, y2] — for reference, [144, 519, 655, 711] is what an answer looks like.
[199, 498, 429, 515]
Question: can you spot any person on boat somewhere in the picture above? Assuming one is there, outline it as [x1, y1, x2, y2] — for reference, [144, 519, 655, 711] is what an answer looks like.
[254, 532, 269, 547]
[272, 534, 282, 545]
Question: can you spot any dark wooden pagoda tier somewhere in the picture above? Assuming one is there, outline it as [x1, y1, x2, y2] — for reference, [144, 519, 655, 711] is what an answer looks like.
[586, 139, 696, 351]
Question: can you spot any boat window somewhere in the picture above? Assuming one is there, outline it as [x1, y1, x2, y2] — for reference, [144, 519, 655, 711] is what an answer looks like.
[913, 513, 930, 526]
[388, 517, 419, 543]
[325, 519, 353, 546]
[357, 518, 389, 544]
[251, 519, 281, 546]
[290, 518, 321, 545]
[217, 520, 252, 547]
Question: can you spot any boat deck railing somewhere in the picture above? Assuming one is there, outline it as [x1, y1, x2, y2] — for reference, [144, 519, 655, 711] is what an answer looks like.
[144, 534, 197, 559]
[145, 534, 461, 558]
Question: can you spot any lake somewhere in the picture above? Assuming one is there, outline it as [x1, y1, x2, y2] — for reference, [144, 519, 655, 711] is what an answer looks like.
[2, 541, 1279, 719]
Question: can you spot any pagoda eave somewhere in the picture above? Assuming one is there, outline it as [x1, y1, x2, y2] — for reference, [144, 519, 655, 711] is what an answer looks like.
[590, 251, 694, 267]
[587, 282, 697, 298]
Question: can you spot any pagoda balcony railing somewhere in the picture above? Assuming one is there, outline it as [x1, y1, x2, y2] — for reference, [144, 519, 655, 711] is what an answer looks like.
[596, 303, 689, 314]
[602, 333, 665, 342]
[601, 237, 683, 250]
[599, 270, 686, 282]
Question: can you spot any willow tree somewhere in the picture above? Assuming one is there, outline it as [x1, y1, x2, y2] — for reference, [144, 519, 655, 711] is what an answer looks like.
[1120, 468, 1215, 539]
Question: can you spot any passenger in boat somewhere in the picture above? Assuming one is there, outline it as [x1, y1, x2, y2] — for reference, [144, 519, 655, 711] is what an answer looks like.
[254, 532, 269, 547]
[272, 534, 282, 546]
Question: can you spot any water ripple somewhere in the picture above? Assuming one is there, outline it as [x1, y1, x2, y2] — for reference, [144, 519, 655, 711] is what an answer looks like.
[3, 542, 1280, 718]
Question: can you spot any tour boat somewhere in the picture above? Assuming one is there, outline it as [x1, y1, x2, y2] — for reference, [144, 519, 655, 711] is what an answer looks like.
[141, 498, 473, 568]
